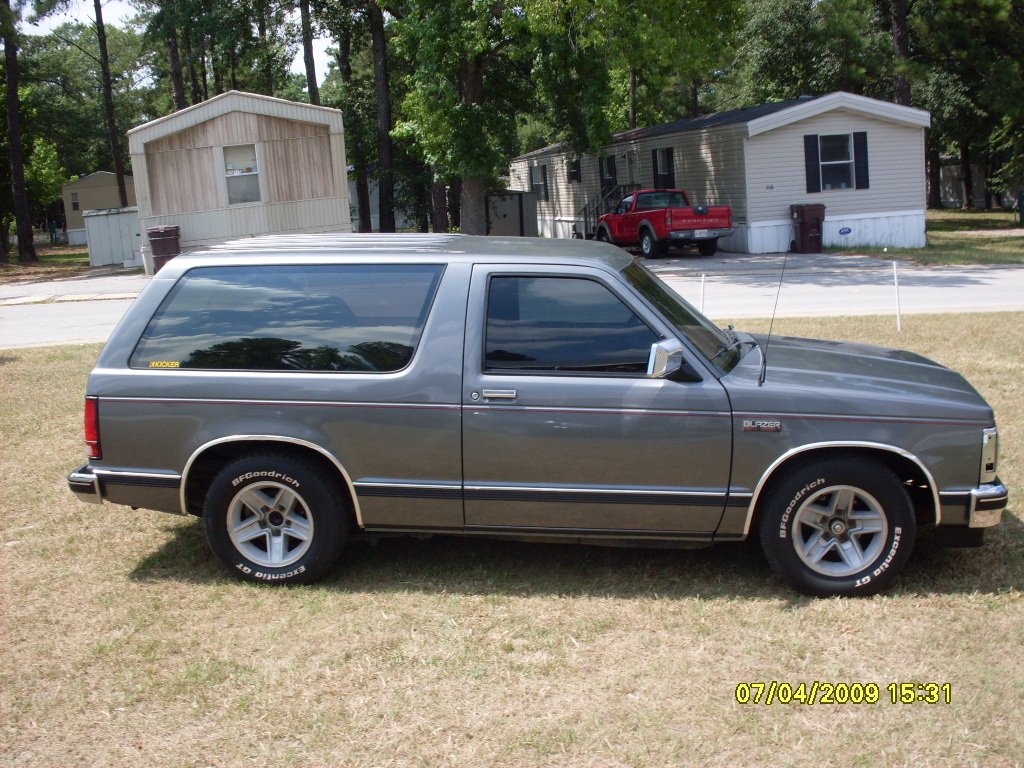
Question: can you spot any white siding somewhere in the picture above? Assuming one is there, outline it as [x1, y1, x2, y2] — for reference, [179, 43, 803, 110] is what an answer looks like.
[745, 113, 926, 224]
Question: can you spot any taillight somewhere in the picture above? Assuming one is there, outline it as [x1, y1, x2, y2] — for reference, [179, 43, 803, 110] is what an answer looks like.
[84, 397, 101, 460]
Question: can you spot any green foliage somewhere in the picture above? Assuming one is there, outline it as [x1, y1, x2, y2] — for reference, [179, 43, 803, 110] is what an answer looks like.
[25, 139, 72, 206]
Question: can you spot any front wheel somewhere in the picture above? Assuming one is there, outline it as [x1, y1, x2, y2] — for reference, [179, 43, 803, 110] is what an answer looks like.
[203, 453, 350, 584]
[639, 229, 665, 258]
[759, 459, 916, 597]
[596, 227, 612, 243]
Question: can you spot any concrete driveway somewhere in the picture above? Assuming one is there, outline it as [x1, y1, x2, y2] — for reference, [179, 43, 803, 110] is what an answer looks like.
[2, 252, 1023, 349]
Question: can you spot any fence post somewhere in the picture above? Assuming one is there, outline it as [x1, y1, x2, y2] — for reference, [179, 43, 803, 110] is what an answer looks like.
[893, 261, 902, 332]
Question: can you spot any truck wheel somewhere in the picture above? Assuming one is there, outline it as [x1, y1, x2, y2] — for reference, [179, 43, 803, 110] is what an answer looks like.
[203, 453, 349, 584]
[758, 459, 916, 597]
[597, 228, 612, 243]
[698, 240, 718, 256]
[640, 229, 665, 258]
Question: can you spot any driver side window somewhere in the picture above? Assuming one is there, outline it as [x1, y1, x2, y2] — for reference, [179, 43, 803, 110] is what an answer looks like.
[485, 276, 659, 374]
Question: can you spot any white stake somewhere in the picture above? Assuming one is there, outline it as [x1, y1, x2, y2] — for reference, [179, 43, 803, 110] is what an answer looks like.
[893, 261, 902, 332]
[700, 273, 706, 313]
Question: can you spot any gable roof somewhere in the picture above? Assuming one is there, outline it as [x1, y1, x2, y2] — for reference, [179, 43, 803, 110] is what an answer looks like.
[515, 92, 930, 160]
[127, 91, 345, 152]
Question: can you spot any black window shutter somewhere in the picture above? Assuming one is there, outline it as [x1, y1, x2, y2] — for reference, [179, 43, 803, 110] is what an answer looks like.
[853, 132, 869, 189]
[804, 135, 821, 193]
[666, 147, 675, 187]
[541, 164, 549, 201]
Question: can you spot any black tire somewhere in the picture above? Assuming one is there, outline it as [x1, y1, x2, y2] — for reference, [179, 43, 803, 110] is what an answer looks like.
[596, 227, 612, 243]
[639, 229, 665, 258]
[698, 240, 718, 256]
[758, 458, 916, 597]
[203, 452, 350, 584]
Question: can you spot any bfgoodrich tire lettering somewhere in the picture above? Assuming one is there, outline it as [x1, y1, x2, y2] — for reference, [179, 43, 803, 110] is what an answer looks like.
[759, 459, 916, 597]
[203, 453, 349, 584]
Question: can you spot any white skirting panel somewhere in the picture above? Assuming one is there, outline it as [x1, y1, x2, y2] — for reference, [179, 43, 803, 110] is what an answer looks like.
[745, 210, 927, 254]
[824, 210, 926, 249]
[537, 216, 582, 239]
[716, 225, 748, 254]
[67, 228, 87, 246]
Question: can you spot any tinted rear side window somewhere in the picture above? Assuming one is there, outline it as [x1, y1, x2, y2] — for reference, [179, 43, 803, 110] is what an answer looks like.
[131, 264, 444, 372]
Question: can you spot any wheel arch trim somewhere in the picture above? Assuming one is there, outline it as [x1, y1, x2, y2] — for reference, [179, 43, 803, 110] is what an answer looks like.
[742, 441, 941, 536]
[180, 435, 364, 527]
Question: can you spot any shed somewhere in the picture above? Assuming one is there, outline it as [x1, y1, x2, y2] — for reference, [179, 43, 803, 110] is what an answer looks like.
[128, 91, 351, 269]
[61, 172, 136, 245]
[508, 92, 931, 253]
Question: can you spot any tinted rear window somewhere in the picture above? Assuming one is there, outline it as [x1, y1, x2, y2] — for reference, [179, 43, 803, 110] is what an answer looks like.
[131, 264, 444, 372]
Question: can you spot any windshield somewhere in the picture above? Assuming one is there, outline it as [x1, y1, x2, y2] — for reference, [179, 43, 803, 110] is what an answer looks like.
[621, 260, 741, 372]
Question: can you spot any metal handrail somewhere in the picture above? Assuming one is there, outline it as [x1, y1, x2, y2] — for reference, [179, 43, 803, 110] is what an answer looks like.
[576, 183, 640, 238]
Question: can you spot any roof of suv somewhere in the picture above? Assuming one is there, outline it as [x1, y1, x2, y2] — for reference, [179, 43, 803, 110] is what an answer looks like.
[158, 234, 633, 275]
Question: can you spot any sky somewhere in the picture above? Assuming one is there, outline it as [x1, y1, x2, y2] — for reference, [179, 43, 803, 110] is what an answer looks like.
[21, 0, 334, 87]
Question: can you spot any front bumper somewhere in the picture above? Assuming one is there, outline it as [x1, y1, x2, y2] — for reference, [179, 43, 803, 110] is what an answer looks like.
[969, 480, 1008, 528]
[68, 464, 103, 505]
[669, 228, 734, 241]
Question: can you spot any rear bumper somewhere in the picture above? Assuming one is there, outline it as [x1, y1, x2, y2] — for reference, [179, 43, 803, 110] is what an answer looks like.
[668, 228, 734, 241]
[969, 480, 1008, 528]
[68, 464, 103, 505]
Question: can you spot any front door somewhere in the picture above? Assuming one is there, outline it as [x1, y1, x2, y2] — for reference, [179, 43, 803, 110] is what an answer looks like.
[461, 264, 733, 538]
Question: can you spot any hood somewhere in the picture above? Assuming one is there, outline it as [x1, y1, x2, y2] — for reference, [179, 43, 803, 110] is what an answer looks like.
[722, 334, 993, 423]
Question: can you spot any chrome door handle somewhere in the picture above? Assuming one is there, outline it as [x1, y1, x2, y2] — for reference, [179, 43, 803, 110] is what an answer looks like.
[482, 389, 517, 399]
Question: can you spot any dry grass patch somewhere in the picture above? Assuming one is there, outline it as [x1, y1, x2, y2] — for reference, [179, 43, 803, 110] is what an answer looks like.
[2, 318, 1022, 768]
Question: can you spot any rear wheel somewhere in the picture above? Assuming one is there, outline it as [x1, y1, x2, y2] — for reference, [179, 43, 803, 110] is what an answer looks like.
[759, 458, 916, 597]
[203, 453, 349, 584]
[640, 229, 665, 258]
[698, 240, 718, 256]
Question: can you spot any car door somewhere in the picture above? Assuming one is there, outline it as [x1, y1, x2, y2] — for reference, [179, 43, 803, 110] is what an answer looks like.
[461, 264, 734, 538]
[610, 195, 634, 242]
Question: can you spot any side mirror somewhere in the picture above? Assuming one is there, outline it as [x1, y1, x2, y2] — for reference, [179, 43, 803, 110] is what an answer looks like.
[647, 339, 685, 378]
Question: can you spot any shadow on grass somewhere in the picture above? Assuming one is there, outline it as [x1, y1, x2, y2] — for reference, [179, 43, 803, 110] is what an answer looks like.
[128, 510, 1023, 601]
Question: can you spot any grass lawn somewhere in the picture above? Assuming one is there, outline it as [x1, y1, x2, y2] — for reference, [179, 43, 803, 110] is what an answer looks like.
[832, 208, 1024, 266]
[3, 313, 1022, 767]
[0, 242, 93, 282]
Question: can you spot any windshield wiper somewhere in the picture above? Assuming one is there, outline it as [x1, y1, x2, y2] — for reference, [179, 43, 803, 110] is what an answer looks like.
[710, 337, 758, 362]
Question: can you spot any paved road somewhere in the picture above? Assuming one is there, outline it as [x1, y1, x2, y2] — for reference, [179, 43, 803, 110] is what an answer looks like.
[2, 253, 1023, 348]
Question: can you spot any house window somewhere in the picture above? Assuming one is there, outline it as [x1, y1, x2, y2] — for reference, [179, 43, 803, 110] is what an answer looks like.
[531, 164, 549, 202]
[652, 147, 675, 188]
[804, 132, 869, 193]
[600, 155, 617, 190]
[71, 192, 80, 211]
[224, 144, 261, 205]
[567, 158, 582, 183]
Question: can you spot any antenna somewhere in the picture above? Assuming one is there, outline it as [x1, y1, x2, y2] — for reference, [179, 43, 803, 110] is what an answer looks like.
[758, 252, 788, 387]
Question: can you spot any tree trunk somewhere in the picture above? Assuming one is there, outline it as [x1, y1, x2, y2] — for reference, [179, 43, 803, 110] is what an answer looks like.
[431, 168, 449, 233]
[959, 142, 973, 209]
[3, 0, 37, 262]
[461, 176, 487, 236]
[891, 0, 911, 106]
[257, 15, 273, 94]
[689, 81, 700, 117]
[448, 177, 461, 231]
[200, 37, 210, 100]
[94, 0, 129, 208]
[0, 219, 9, 264]
[167, 24, 189, 110]
[299, 0, 319, 105]
[369, 1, 395, 232]
[459, 57, 488, 235]
[335, 28, 372, 232]
[182, 28, 203, 104]
[629, 68, 637, 129]
[926, 145, 943, 209]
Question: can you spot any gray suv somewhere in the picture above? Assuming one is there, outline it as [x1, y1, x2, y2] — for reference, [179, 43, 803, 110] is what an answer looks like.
[68, 234, 1007, 596]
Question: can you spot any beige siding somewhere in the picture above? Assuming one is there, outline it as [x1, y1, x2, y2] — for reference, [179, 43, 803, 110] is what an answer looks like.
[62, 174, 137, 231]
[745, 113, 926, 224]
[510, 123, 747, 238]
[145, 114, 334, 215]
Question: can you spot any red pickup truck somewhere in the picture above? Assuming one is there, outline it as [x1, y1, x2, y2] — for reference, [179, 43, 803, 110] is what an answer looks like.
[595, 189, 733, 258]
